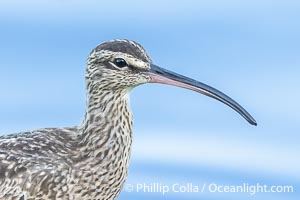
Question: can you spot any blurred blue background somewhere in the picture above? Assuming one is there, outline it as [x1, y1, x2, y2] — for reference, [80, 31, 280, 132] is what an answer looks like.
[0, 0, 299, 199]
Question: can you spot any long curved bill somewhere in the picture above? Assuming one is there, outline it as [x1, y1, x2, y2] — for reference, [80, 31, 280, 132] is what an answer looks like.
[147, 64, 257, 126]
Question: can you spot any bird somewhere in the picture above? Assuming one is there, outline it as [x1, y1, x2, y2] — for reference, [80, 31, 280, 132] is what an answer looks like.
[0, 39, 257, 200]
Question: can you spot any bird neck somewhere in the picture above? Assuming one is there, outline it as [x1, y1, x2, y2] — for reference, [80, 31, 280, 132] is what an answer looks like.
[79, 83, 133, 150]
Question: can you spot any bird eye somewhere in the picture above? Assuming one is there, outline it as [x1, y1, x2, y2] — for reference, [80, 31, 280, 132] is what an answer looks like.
[114, 58, 128, 68]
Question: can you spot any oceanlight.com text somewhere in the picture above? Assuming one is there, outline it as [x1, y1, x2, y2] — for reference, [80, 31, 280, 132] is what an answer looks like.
[124, 182, 294, 195]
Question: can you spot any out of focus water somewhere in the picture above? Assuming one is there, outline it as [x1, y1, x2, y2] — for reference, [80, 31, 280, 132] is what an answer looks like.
[0, 0, 299, 199]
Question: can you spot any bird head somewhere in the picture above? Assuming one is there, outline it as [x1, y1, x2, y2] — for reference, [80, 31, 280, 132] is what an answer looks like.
[86, 39, 152, 91]
[86, 39, 257, 126]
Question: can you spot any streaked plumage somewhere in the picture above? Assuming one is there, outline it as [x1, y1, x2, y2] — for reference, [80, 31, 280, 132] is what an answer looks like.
[0, 39, 256, 200]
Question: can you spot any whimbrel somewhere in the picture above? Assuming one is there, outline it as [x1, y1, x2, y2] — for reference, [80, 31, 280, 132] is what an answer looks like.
[0, 39, 256, 200]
